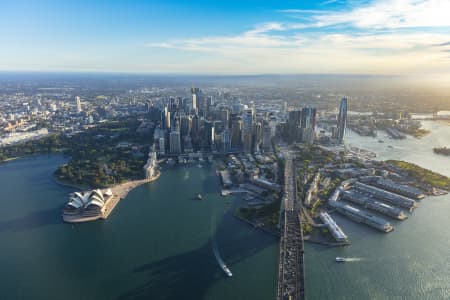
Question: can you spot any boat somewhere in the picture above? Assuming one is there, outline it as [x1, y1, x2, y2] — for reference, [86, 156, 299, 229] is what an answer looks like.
[222, 265, 233, 277]
[197, 194, 203, 200]
[335, 257, 347, 262]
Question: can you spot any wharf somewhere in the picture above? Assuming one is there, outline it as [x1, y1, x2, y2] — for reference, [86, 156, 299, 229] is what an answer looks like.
[342, 190, 408, 220]
[329, 201, 394, 233]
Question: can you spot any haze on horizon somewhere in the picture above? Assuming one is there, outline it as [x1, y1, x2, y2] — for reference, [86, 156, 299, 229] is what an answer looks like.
[1, 0, 450, 79]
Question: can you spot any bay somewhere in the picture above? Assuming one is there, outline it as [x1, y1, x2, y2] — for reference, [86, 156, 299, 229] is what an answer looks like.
[0, 156, 278, 300]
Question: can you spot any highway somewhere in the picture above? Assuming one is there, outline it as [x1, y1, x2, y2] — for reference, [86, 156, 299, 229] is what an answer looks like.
[276, 150, 305, 300]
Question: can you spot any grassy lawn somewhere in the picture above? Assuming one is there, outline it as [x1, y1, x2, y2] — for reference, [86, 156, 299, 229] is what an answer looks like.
[387, 160, 450, 190]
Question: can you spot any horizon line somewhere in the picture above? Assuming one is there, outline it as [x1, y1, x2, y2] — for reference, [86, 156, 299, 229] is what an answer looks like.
[0, 70, 431, 78]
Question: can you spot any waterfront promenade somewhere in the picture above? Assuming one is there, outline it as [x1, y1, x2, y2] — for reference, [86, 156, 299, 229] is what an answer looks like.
[102, 172, 160, 219]
[277, 151, 305, 300]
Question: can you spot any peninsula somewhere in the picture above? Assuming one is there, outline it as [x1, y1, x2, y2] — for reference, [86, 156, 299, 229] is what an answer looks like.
[62, 150, 160, 223]
[63, 172, 160, 223]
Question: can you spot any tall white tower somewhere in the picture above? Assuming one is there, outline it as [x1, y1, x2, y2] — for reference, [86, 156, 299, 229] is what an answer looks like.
[76, 96, 82, 113]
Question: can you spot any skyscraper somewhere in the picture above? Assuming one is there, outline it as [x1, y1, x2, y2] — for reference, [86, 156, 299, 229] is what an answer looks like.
[221, 128, 231, 153]
[76, 96, 82, 113]
[169, 131, 181, 154]
[254, 121, 262, 152]
[203, 120, 215, 151]
[191, 114, 200, 136]
[301, 107, 316, 130]
[230, 117, 242, 150]
[220, 108, 229, 126]
[337, 97, 348, 144]
[159, 137, 165, 155]
[287, 110, 301, 143]
[190, 87, 201, 114]
[262, 125, 272, 152]
[179, 114, 191, 137]
[242, 109, 253, 153]
[191, 93, 197, 112]
[162, 106, 171, 130]
[300, 107, 317, 144]
[232, 97, 241, 114]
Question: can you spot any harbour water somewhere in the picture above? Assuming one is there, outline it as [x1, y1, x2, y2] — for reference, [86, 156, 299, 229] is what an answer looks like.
[0, 120, 449, 300]
[0, 156, 278, 300]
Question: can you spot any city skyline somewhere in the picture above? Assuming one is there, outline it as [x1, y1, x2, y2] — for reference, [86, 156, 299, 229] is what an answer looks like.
[1, 0, 450, 77]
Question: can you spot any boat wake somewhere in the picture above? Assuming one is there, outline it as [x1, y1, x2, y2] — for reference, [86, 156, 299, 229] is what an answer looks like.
[336, 256, 363, 263]
[211, 215, 233, 277]
[343, 257, 362, 262]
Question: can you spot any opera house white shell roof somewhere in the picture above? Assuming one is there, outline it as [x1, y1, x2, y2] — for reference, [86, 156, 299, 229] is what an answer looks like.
[67, 189, 110, 209]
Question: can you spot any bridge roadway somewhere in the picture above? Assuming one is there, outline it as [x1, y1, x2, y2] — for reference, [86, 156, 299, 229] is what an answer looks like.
[276, 151, 305, 300]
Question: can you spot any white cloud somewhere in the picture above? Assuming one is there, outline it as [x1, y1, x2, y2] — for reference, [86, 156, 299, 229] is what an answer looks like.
[144, 0, 450, 74]
[146, 30, 450, 74]
[285, 0, 450, 29]
[246, 22, 286, 35]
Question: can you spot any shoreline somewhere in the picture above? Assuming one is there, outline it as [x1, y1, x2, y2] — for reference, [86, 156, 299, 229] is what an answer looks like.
[54, 176, 87, 191]
[111, 171, 161, 200]
[62, 171, 161, 223]
[102, 172, 161, 219]
[0, 157, 19, 164]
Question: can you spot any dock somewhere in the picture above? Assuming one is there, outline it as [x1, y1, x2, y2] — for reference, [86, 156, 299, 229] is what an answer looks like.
[342, 190, 408, 220]
[329, 201, 394, 232]
[353, 182, 417, 210]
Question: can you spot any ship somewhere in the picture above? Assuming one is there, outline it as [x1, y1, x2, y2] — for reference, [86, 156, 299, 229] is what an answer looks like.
[197, 193, 203, 200]
[335, 257, 347, 262]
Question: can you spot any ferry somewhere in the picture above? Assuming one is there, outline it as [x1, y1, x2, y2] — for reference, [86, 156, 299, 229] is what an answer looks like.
[197, 193, 203, 200]
[335, 257, 347, 262]
[222, 265, 233, 277]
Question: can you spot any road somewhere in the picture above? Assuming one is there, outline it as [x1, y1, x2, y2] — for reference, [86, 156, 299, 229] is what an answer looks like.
[276, 150, 305, 300]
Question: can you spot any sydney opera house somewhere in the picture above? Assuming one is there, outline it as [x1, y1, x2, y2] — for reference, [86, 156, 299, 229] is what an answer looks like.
[63, 189, 113, 223]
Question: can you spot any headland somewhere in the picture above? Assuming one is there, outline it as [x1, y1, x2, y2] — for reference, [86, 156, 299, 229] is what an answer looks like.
[62, 171, 160, 223]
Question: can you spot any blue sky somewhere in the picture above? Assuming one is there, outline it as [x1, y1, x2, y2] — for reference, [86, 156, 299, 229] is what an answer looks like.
[1, 0, 450, 75]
